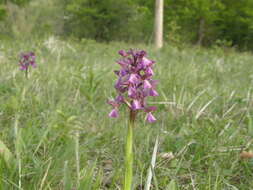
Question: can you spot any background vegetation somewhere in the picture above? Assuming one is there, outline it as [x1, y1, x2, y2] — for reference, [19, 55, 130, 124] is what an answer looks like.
[1, 38, 253, 189]
[1, 0, 253, 189]
[1, 0, 253, 49]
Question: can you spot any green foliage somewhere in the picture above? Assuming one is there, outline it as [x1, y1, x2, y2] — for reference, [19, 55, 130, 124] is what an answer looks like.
[0, 0, 6, 21]
[218, 0, 253, 49]
[64, 0, 153, 42]
[10, 0, 31, 6]
[65, 0, 131, 40]
[165, 0, 253, 49]
[0, 0, 64, 39]
[2, 0, 253, 48]
[165, 0, 224, 44]
[0, 0, 31, 21]
[62, 0, 253, 48]
[0, 6, 5, 20]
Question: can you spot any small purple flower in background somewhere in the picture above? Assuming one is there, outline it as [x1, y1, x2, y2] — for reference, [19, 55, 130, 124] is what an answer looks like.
[108, 49, 159, 123]
[19, 52, 36, 78]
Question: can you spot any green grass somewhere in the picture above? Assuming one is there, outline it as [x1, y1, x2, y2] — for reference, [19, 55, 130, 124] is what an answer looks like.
[1, 37, 253, 189]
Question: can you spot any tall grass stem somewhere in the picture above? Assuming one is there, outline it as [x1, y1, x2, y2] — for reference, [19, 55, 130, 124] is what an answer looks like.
[14, 114, 22, 189]
[145, 136, 159, 190]
[75, 131, 80, 188]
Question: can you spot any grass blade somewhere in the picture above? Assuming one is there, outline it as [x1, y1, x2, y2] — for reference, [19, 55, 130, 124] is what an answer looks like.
[145, 135, 159, 190]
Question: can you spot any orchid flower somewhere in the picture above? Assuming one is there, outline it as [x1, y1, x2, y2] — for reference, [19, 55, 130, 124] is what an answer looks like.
[108, 49, 158, 123]
[19, 52, 36, 78]
[108, 49, 159, 190]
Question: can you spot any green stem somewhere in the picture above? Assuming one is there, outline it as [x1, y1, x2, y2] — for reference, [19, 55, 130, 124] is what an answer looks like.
[124, 110, 136, 190]
[25, 68, 28, 79]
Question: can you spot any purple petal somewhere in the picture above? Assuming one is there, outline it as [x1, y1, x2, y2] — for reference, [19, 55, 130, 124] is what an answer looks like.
[20, 65, 27, 70]
[117, 58, 131, 67]
[143, 80, 152, 89]
[131, 99, 142, 110]
[29, 52, 35, 56]
[120, 69, 128, 76]
[145, 67, 154, 76]
[149, 89, 159, 96]
[30, 61, 37, 68]
[30, 55, 36, 61]
[128, 87, 137, 98]
[116, 85, 128, 93]
[115, 95, 124, 103]
[146, 112, 156, 123]
[109, 109, 119, 118]
[115, 78, 124, 89]
[129, 74, 139, 84]
[115, 79, 128, 93]
[127, 49, 136, 57]
[117, 60, 127, 67]
[138, 50, 147, 57]
[142, 57, 154, 67]
[118, 50, 128, 57]
[23, 55, 29, 60]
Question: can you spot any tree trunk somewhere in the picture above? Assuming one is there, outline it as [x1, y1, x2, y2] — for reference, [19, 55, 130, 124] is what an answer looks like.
[154, 0, 164, 49]
[197, 17, 205, 46]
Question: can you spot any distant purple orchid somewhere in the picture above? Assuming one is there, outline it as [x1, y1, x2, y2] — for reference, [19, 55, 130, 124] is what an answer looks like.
[19, 52, 36, 78]
[108, 49, 158, 123]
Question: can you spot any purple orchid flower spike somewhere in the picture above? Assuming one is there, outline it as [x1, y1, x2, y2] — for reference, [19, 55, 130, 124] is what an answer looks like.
[108, 49, 159, 123]
[19, 52, 37, 78]
[108, 49, 159, 190]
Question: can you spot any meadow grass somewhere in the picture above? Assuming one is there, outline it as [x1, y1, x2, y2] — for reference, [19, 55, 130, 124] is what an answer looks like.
[0, 37, 253, 189]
